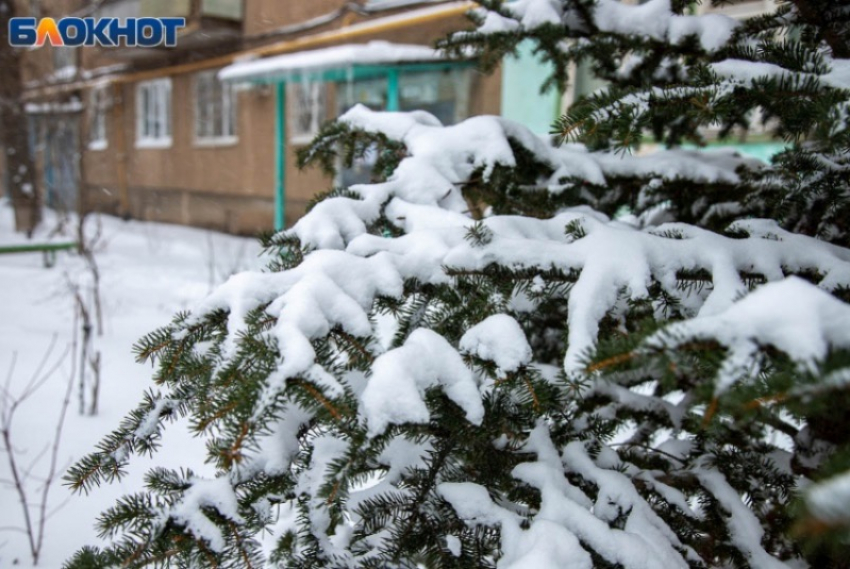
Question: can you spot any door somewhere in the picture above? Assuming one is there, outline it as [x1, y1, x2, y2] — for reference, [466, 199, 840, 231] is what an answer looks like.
[44, 114, 80, 213]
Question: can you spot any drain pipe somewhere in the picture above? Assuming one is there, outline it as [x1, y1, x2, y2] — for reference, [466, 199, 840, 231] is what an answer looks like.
[274, 82, 286, 231]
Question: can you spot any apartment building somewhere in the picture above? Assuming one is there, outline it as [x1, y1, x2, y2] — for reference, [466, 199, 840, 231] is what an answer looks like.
[17, 0, 505, 233]
[12, 0, 777, 234]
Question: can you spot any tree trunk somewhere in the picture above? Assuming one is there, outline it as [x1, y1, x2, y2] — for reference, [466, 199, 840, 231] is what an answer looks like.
[0, 0, 42, 236]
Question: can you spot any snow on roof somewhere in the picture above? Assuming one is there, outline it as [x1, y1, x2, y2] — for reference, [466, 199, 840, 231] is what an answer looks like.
[218, 41, 445, 83]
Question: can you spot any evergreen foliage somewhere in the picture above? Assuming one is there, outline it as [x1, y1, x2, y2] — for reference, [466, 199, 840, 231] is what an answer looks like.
[66, 1, 850, 567]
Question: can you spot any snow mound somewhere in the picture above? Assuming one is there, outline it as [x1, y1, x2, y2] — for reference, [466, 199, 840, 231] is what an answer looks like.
[460, 314, 532, 374]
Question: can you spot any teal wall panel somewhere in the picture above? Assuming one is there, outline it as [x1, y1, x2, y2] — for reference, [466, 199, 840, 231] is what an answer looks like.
[500, 40, 560, 136]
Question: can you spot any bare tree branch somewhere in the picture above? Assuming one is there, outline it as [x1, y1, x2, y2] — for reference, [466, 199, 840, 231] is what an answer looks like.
[0, 339, 74, 566]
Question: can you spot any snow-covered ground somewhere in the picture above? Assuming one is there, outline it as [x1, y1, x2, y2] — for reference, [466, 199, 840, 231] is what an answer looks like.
[0, 200, 263, 567]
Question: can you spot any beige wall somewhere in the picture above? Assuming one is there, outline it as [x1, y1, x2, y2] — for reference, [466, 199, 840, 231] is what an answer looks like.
[16, 0, 100, 86]
[83, 74, 279, 234]
[244, 0, 344, 37]
[122, 76, 272, 196]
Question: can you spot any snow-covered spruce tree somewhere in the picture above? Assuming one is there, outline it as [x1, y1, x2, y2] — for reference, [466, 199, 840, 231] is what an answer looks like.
[65, 1, 850, 568]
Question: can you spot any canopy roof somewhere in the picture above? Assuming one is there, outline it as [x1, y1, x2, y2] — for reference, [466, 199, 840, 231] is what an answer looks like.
[218, 41, 448, 84]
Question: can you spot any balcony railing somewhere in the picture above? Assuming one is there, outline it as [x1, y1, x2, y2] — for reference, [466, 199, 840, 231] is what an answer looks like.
[94, 0, 242, 59]
[139, 0, 243, 21]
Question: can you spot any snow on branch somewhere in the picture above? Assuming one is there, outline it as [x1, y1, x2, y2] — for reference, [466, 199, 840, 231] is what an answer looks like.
[198, 106, 850, 386]
[362, 328, 484, 436]
[161, 476, 245, 553]
[467, 0, 739, 53]
[646, 276, 850, 394]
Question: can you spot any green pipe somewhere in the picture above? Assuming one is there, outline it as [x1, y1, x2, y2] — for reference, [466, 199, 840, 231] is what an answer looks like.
[0, 241, 78, 268]
[386, 68, 400, 111]
[275, 81, 286, 231]
[0, 241, 78, 254]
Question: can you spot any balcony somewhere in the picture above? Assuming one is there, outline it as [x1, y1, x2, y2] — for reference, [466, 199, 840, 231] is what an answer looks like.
[97, 0, 243, 60]
[139, 0, 243, 22]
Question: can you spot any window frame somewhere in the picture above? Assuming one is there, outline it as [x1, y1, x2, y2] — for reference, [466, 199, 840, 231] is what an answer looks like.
[193, 70, 238, 146]
[135, 78, 172, 149]
[289, 81, 327, 145]
[398, 68, 471, 126]
[52, 46, 76, 76]
[88, 86, 109, 151]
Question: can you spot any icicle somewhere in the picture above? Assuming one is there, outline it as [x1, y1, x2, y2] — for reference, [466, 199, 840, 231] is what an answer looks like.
[346, 64, 354, 112]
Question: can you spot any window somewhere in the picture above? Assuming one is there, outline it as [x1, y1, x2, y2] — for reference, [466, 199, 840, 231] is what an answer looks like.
[136, 78, 172, 147]
[335, 70, 472, 187]
[399, 68, 471, 126]
[289, 81, 327, 144]
[336, 70, 471, 126]
[194, 70, 237, 144]
[337, 78, 388, 114]
[89, 87, 109, 150]
[336, 78, 387, 187]
[52, 46, 76, 79]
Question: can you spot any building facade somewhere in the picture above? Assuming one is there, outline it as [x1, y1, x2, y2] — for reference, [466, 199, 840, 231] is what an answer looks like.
[8, 0, 776, 234]
[16, 0, 503, 233]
